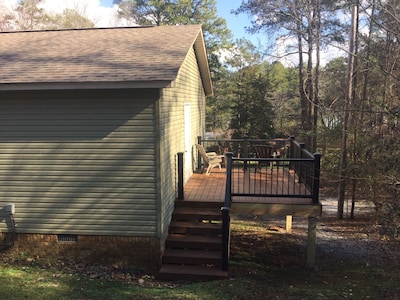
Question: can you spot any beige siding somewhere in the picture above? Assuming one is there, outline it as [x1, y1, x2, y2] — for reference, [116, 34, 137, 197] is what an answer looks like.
[158, 47, 206, 236]
[0, 89, 159, 236]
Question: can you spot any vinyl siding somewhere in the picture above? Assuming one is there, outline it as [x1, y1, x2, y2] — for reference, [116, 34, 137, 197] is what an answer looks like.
[158, 47, 206, 236]
[0, 89, 159, 236]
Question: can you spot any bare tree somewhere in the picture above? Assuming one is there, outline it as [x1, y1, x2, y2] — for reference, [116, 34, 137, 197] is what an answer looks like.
[0, 0, 50, 31]
[338, 2, 358, 220]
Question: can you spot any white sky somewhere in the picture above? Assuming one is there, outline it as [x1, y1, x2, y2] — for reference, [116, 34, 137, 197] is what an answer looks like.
[42, 0, 120, 27]
[3, 0, 121, 27]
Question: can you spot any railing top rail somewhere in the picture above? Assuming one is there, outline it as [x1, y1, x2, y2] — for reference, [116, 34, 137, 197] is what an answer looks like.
[201, 138, 244, 142]
[290, 138, 315, 159]
[232, 157, 315, 162]
[301, 148, 315, 159]
[201, 138, 291, 142]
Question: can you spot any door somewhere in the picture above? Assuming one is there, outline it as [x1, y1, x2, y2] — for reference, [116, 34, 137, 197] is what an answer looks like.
[184, 103, 192, 183]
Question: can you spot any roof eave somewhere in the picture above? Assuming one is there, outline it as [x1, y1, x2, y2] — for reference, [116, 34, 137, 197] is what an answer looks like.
[0, 80, 174, 91]
[193, 28, 214, 97]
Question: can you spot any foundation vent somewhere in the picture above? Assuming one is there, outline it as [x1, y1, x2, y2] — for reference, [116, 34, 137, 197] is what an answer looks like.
[57, 234, 78, 243]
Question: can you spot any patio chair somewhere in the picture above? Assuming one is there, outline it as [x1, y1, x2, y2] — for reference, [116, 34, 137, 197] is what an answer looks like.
[195, 144, 224, 175]
[253, 145, 274, 173]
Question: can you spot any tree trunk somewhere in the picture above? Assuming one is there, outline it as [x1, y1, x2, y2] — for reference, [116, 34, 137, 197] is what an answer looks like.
[338, 3, 358, 219]
[312, 0, 321, 153]
[297, 17, 308, 143]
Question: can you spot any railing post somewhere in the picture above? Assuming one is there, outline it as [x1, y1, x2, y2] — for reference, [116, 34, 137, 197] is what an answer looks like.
[242, 135, 249, 158]
[312, 153, 321, 204]
[289, 136, 295, 171]
[298, 143, 305, 183]
[177, 152, 184, 200]
[242, 135, 248, 170]
[289, 136, 295, 158]
[225, 153, 233, 197]
[221, 207, 230, 271]
[221, 152, 233, 271]
[197, 136, 202, 171]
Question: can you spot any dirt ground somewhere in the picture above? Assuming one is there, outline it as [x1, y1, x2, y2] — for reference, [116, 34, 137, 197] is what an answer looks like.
[232, 197, 398, 263]
[228, 197, 400, 299]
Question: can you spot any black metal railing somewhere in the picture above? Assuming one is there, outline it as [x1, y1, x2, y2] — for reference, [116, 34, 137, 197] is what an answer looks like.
[219, 137, 321, 272]
[225, 157, 321, 201]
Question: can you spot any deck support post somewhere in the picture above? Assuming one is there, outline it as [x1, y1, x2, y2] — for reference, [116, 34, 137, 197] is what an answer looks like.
[285, 215, 292, 233]
[306, 217, 317, 268]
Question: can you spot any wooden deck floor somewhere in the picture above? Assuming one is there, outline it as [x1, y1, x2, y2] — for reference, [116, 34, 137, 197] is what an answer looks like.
[183, 167, 321, 217]
[184, 169, 226, 202]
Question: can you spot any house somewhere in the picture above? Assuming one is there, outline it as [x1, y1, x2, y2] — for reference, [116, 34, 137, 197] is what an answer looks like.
[0, 25, 212, 272]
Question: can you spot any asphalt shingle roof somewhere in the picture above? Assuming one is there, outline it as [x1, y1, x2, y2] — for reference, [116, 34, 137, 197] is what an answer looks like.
[0, 25, 211, 93]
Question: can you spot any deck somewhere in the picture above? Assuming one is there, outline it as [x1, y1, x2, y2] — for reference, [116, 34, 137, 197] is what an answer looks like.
[183, 167, 322, 217]
[182, 165, 322, 268]
[175, 138, 323, 270]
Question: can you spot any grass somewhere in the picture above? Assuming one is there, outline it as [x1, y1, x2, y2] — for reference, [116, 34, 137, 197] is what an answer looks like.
[0, 215, 399, 300]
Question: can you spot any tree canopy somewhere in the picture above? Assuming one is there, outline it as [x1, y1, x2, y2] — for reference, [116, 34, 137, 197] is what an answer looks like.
[113, 0, 232, 53]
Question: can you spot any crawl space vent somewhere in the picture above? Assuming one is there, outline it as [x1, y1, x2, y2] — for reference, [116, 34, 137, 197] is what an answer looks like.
[57, 234, 78, 243]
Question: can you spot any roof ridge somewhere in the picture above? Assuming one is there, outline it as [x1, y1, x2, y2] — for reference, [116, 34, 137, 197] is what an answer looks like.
[0, 24, 202, 35]
[0, 25, 156, 35]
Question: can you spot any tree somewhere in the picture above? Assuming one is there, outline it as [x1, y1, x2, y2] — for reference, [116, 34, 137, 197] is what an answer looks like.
[114, 0, 173, 26]
[114, 0, 232, 53]
[267, 62, 300, 137]
[0, 0, 95, 31]
[206, 64, 234, 133]
[319, 57, 347, 155]
[2, 0, 50, 30]
[0, 1, 14, 31]
[337, 2, 358, 219]
[230, 64, 275, 139]
[48, 9, 95, 29]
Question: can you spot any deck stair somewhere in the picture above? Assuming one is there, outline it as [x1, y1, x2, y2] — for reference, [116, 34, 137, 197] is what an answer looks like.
[158, 200, 228, 281]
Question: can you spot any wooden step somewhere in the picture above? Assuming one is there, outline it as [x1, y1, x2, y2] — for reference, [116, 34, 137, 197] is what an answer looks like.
[168, 221, 222, 235]
[174, 200, 223, 209]
[159, 200, 227, 281]
[162, 249, 221, 266]
[172, 207, 222, 221]
[165, 234, 221, 250]
[158, 264, 228, 281]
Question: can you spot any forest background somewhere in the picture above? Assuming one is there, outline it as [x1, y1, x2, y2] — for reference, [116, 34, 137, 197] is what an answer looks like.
[1, 0, 399, 239]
